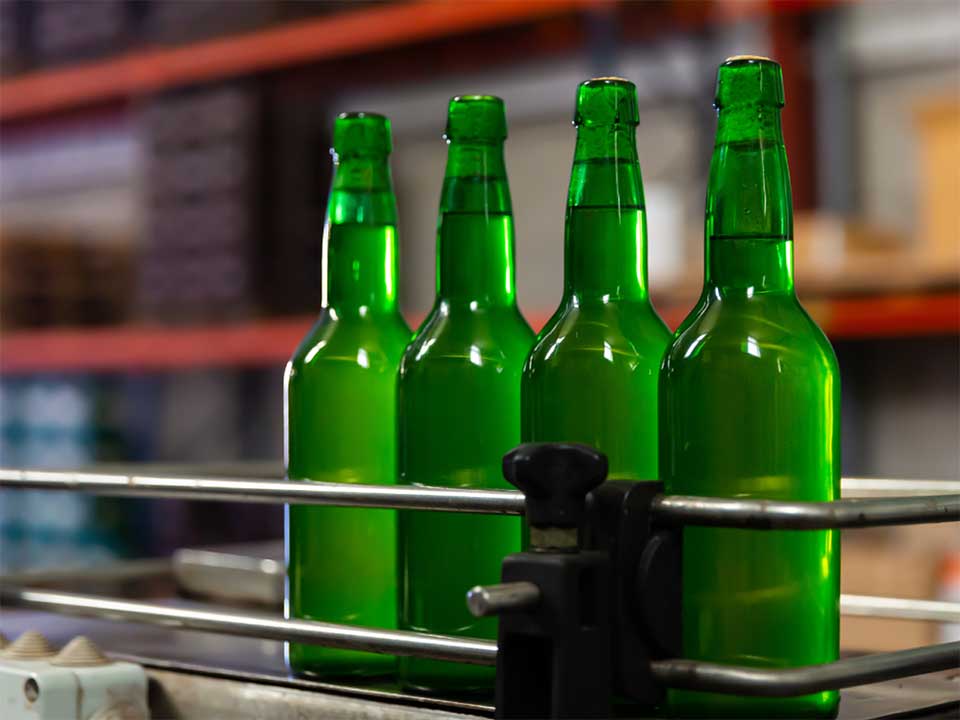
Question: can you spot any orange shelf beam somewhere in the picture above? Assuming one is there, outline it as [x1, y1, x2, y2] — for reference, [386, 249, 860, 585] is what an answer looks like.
[0, 292, 956, 375]
[805, 291, 960, 340]
[0, 0, 594, 122]
[0, 318, 314, 374]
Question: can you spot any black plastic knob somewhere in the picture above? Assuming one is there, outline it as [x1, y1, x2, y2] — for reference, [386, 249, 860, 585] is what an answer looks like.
[502, 443, 608, 529]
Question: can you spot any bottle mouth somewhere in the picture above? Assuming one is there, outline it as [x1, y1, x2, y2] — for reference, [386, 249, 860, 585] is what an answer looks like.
[338, 111, 387, 120]
[574, 77, 639, 127]
[444, 95, 507, 142]
[332, 112, 392, 156]
[724, 54, 773, 64]
[714, 56, 784, 110]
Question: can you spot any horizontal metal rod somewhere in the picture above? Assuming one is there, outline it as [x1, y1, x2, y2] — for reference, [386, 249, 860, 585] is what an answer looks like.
[3, 469, 958, 528]
[0, 587, 497, 666]
[842, 477, 960, 497]
[650, 641, 960, 697]
[461, 587, 960, 623]
[841, 594, 960, 623]
[5, 587, 957, 695]
[651, 494, 960, 529]
[0, 469, 524, 515]
[7, 564, 956, 625]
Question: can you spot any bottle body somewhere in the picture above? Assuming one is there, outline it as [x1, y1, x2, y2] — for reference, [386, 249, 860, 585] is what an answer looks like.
[660, 58, 840, 717]
[398, 301, 531, 691]
[523, 78, 670, 481]
[286, 284, 410, 676]
[661, 278, 840, 716]
[397, 96, 533, 693]
[285, 114, 410, 678]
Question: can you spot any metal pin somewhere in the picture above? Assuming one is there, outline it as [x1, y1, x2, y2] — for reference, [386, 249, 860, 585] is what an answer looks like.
[467, 582, 541, 618]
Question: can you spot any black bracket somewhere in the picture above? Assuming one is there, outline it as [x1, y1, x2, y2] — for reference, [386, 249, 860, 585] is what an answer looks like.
[494, 443, 612, 719]
[584, 479, 682, 706]
[492, 443, 682, 718]
[496, 549, 613, 718]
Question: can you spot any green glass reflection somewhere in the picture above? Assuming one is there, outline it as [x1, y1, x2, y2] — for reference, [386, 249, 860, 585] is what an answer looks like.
[397, 96, 533, 694]
[660, 58, 840, 718]
[523, 78, 670, 485]
[285, 113, 411, 678]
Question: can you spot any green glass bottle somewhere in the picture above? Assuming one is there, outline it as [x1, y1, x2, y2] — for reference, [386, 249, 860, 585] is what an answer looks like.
[284, 112, 411, 678]
[522, 78, 670, 483]
[397, 95, 533, 694]
[660, 57, 840, 718]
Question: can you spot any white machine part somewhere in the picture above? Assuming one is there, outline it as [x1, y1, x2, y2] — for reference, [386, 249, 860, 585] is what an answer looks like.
[0, 631, 148, 720]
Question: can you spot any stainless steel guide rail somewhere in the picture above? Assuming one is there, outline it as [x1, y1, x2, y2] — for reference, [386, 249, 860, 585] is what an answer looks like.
[840, 594, 960, 623]
[649, 642, 960, 697]
[0, 468, 525, 515]
[0, 587, 497, 665]
[1, 465, 958, 704]
[1, 468, 958, 527]
[651, 493, 960, 529]
[1, 586, 957, 697]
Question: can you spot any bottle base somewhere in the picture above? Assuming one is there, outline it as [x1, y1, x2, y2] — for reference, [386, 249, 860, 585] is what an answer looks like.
[666, 689, 840, 718]
[286, 643, 396, 681]
[398, 656, 495, 698]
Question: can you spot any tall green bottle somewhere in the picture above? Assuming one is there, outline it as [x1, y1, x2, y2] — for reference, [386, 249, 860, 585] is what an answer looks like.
[523, 78, 670, 481]
[397, 95, 533, 694]
[285, 112, 410, 678]
[660, 57, 840, 718]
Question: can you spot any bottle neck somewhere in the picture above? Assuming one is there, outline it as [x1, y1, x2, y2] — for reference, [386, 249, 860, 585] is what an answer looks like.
[705, 107, 794, 296]
[565, 125, 648, 303]
[437, 142, 517, 307]
[322, 153, 399, 313]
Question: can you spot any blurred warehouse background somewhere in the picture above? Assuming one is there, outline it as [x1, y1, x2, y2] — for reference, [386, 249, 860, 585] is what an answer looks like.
[0, 0, 958, 652]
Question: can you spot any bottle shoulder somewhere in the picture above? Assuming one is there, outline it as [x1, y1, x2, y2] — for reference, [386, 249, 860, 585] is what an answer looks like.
[289, 310, 411, 372]
[527, 299, 671, 366]
[400, 303, 533, 372]
[664, 293, 837, 373]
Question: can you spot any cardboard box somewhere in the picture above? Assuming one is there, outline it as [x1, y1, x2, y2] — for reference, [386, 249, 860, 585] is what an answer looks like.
[916, 98, 960, 268]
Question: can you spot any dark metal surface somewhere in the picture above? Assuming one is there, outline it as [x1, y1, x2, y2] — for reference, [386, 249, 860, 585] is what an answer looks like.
[141, 661, 491, 719]
[1, 586, 498, 665]
[651, 642, 960, 697]
[651, 494, 960, 529]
